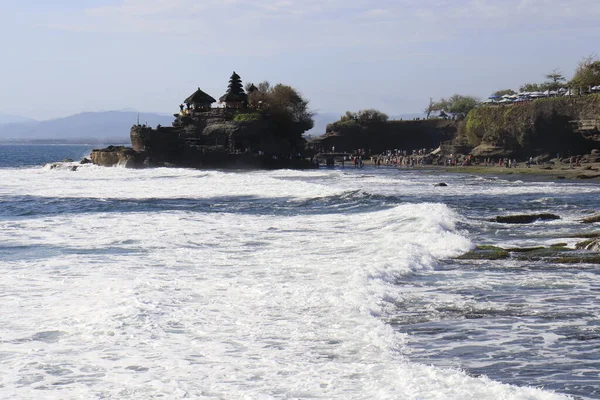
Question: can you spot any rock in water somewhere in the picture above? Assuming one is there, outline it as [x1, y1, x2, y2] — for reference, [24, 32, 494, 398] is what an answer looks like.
[90, 146, 145, 168]
[491, 213, 561, 224]
[576, 238, 600, 251]
[582, 213, 600, 224]
[434, 182, 448, 187]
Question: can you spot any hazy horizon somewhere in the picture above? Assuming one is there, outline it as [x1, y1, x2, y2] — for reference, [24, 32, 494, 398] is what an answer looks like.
[2, 1, 599, 120]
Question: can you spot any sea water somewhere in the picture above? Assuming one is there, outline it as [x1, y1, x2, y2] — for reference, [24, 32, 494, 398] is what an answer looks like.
[0, 145, 599, 399]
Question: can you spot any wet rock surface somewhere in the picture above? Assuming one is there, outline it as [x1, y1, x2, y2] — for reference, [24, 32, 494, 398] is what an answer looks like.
[90, 146, 146, 168]
[491, 213, 561, 224]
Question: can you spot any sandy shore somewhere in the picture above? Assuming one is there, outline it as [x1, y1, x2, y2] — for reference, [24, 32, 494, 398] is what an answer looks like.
[360, 160, 600, 180]
[435, 162, 600, 180]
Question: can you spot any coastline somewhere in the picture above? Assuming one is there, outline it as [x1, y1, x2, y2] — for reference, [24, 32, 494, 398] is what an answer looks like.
[357, 160, 600, 181]
[435, 162, 600, 181]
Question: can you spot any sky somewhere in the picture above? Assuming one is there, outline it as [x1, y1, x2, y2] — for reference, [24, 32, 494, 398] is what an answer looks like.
[1, 0, 599, 120]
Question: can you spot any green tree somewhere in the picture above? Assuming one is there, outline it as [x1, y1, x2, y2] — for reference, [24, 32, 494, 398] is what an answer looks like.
[519, 82, 548, 92]
[545, 69, 566, 84]
[493, 89, 516, 97]
[570, 55, 600, 89]
[247, 81, 314, 135]
[544, 69, 566, 90]
[326, 109, 387, 133]
[357, 109, 388, 124]
[434, 94, 479, 118]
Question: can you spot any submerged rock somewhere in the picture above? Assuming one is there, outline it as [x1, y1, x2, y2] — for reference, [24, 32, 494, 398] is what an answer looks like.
[434, 182, 448, 187]
[491, 213, 560, 224]
[576, 238, 600, 251]
[456, 242, 600, 263]
[582, 213, 600, 223]
[80, 158, 92, 164]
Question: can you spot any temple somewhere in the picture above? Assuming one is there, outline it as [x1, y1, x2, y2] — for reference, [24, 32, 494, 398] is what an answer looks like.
[173, 71, 250, 128]
[114, 71, 315, 169]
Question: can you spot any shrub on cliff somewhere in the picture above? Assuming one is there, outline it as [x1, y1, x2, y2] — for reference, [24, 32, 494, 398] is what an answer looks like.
[462, 96, 600, 156]
[570, 55, 600, 89]
[233, 113, 262, 122]
[326, 110, 388, 133]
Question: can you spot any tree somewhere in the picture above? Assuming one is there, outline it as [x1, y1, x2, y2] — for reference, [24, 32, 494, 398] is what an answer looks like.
[435, 94, 478, 118]
[357, 109, 388, 124]
[570, 55, 600, 89]
[493, 89, 516, 97]
[519, 82, 547, 92]
[326, 109, 387, 134]
[545, 69, 566, 84]
[544, 69, 566, 90]
[423, 97, 435, 119]
[247, 81, 314, 135]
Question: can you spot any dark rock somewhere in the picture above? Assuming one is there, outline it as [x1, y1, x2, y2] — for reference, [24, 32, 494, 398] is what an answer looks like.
[576, 238, 600, 251]
[63, 158, 74, 163]
[80, 158, 92, 164]
[457, 245, 509, 260]
[549, 255, 600, 264]
[491, 213, 560, 224]
[90, 146, 146, 168]
[577, 174, 600, 180]
[69, 166, 78, 171]
[582, 213, 600, 224]
[434, 182, 448, 187]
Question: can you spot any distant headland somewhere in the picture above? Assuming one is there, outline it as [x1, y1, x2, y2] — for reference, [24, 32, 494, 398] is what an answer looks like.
[91, 59, 600, 172]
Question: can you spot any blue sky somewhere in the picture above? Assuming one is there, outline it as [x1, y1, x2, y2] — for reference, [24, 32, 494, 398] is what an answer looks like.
[1, 0, 599, 120]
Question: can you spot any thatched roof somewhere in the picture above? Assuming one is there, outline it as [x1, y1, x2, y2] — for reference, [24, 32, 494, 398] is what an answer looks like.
[184, 88, 217, 105]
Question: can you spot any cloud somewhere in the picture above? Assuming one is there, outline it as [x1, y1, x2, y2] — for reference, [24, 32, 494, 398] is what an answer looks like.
[42, 0, 600, 55]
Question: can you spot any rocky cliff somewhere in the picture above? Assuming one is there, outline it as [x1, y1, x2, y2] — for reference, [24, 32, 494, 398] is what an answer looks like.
[314, 119, 457, 153]
[92, 109, 314, 169]
[459, 95, 600, 157]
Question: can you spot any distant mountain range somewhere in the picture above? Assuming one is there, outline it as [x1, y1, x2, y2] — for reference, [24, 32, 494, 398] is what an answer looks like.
[0, 113, 37, 125]
[0, 111, 173, 143]
[0, 110, 427, 143]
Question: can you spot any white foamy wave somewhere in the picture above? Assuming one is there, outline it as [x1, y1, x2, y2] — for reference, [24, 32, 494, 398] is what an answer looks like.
[0, 167, 570, 399]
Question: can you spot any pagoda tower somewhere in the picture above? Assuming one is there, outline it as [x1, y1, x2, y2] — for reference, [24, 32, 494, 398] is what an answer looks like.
[219, 71, 247, 109]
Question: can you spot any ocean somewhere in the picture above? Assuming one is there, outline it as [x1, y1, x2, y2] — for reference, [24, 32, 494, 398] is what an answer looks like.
[0, 144, 599, 399]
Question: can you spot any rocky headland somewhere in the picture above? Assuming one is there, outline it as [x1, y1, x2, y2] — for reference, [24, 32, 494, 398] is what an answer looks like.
[91, 73, 316, 170]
